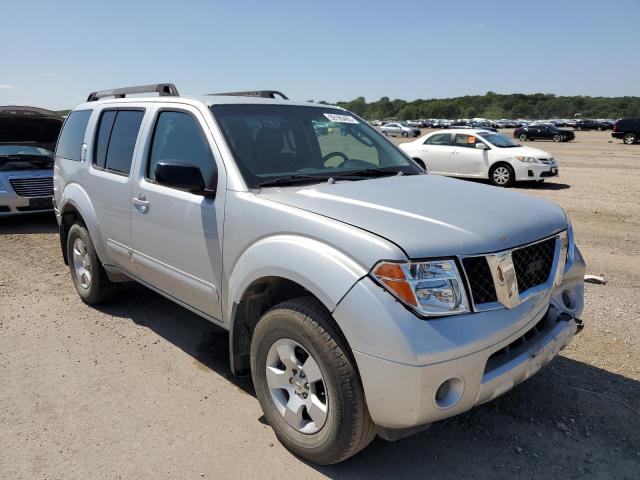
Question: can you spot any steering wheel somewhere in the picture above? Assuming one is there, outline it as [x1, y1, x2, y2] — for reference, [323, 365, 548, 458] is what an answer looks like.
[322, 151, 349, 166]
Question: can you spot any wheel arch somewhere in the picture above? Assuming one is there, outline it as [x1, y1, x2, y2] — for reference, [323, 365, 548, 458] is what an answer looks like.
[58, 184, 106, 265]
[226, 235, 369, 375]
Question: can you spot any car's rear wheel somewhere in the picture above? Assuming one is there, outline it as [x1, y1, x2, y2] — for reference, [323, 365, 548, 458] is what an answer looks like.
[519, 133, 527, 141]
[553, 134, 561, 142]
[623, 133, 637, 145]
[67, 222, 116, 304]
[489, 163, 515, 187]
[402, 131, 408, 138]
[251, 297, 375, 465]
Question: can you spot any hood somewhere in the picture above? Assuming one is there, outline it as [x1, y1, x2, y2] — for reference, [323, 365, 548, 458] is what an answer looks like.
[259, 175, 567, 258]
[502, 145, 553, 158]
[0, 106, 64, 151]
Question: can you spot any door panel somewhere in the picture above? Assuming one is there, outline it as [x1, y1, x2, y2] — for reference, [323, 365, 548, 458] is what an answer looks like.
[130, 107, 225, 320]
[420, 145, 451, 173]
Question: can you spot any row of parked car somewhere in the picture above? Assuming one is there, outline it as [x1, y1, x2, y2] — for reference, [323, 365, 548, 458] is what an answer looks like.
[371, 118, 617, 131]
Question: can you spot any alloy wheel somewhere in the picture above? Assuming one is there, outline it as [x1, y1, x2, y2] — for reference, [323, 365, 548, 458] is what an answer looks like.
[72, 237, 92, 289]
[266, 338, 328, 434]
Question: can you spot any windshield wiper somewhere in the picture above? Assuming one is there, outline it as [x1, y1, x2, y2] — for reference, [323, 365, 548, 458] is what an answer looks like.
[257, 174, 332, 188]
[331, 168, 406, 179]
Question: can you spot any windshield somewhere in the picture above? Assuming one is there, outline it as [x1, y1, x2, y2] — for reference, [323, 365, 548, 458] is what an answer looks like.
[476, 132, 520, 148]
[0, 144, 54, 171]
[211, 105, 420, 188]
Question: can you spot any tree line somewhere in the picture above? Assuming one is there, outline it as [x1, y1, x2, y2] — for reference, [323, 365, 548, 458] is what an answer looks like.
[322, 92, 640, 120]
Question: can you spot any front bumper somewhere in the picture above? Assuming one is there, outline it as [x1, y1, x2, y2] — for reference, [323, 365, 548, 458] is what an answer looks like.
[514, 161, 558, 181]
[0, 191, 54, 216]
[333, 246, 585, 430]
[0, 172, 54, 216]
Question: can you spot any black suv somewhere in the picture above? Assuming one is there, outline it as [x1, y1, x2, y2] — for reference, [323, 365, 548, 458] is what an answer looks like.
[513, 124, 575, 142]
[612, 118, 640, 145]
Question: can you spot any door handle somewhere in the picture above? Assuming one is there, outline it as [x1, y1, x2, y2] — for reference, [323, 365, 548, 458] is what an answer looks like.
[132, 194, 150, 213]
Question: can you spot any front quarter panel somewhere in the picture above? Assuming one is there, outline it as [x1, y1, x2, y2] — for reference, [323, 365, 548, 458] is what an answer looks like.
[223, 190, 405, 321]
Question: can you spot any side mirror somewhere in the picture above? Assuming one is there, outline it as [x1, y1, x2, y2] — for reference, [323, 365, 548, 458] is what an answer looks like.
[475, 143, 489, 150]
[155, 162, 212, 197]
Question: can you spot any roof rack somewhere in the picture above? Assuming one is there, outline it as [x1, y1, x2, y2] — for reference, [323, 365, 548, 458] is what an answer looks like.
[208, 90, 289, 100]
[86, 83, 179, 102]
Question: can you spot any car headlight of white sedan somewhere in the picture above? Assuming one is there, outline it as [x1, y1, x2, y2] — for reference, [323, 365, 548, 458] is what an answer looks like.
[372, 259, 470, 317]
[515, 156, 542, 164]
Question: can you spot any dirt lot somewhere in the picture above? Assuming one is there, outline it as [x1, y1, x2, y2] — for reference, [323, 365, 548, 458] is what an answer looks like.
[1, 130, 639, 479]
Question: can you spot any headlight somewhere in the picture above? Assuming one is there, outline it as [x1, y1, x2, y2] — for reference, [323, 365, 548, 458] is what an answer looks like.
[515, 156, 540, 163]
[372, 259, 470, 317]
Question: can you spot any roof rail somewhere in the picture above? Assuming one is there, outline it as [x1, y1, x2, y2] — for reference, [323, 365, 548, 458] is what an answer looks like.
[86, 83, 179, 102]
[209, 90, 289, 100]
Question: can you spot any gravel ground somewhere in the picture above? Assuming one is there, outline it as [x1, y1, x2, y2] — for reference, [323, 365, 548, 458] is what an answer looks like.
[1, 129, 639, 479]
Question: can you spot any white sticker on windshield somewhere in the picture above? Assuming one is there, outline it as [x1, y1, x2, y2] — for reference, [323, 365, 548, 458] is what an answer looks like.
[323, 113, 359, 124]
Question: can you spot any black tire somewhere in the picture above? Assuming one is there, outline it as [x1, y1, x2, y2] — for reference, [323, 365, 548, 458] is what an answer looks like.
[519, 133, 527, 141]
[489, 163, 515, 187]
[250, 297, 375, 465]
[553, 134, 561, 143]
[401, 131, 408, 138]
[623, 133, 637, 145]
[382, 130, 388, 136]
[66, 222, 116, 305]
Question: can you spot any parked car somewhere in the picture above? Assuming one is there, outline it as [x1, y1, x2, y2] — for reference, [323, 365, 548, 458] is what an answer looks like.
[573, 119, 597, 131]
[400, 129, 559, 187]
[611, 118, 640, 144]
[514, 124, 575, 142]
[0, 106, 64, 216]
[595, 120, 613, 131]
[380, 122, 420, 137]
[54, 84, 585, 465]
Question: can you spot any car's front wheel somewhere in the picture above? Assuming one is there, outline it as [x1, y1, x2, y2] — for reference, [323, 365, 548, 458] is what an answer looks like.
[251, 297, 375, 465]
[623, 133, 637, 145]
[490, 163, 515, 187]
[402, 131, 408, 138]
[66, 222, 116, 304]
[519, 133, 527, 141]
[382, 130, 388, 136]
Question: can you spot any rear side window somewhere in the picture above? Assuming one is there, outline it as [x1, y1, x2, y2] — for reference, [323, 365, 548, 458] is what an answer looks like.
[147, 111, 215, 183]
[93, 110, 117, 169]
[56, 110, 92, 161]
[425, 133, 451, 145]
[94, 110, 144, 175]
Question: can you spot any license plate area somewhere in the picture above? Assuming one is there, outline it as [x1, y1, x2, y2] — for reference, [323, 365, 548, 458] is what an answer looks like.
[28, 197, 53, 210]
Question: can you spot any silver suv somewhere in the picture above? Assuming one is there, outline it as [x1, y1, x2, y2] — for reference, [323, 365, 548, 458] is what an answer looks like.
[54, 84, 585, 464]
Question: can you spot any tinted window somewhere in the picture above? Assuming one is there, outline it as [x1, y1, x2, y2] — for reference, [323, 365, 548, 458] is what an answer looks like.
[425, 133, 450, 145]
[56, 110, 92, 161]
[93, 110, 117, 169]
[147, 111, 215, 184]
[104, 110, 144, 175]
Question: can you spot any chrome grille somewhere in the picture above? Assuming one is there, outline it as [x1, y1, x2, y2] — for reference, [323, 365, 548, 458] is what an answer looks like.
[462, 256, 497, 304]
[512, 238, 556, 293]
[9, 177, 54, 197]
[462, 235, 560, 310]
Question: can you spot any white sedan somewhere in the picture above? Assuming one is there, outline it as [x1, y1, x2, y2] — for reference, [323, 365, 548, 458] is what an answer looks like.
[399, 129, 558, 187]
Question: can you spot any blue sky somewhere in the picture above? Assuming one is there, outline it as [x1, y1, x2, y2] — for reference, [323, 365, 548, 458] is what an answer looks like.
[1, 0, 639, 110]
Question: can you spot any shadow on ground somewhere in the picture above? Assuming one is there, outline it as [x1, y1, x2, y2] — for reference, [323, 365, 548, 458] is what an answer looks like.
[96, 284, 639, 479]
[0, 212, 58, 234]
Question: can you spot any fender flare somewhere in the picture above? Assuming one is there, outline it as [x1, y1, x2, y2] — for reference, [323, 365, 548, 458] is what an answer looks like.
[226, 234, 368, 320]
[59, 183, 108, 262]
